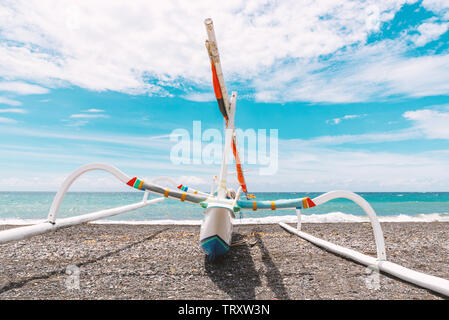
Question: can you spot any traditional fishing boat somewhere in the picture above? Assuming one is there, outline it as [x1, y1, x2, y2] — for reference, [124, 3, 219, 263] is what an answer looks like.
[0, 18, 448, 297]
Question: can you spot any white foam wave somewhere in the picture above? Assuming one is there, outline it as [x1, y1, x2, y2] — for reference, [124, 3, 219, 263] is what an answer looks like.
[1, 212, 448, 226]
[91, 219, 203, 225]
[233, 212, 449, 224]
[0, 218, 47, 225]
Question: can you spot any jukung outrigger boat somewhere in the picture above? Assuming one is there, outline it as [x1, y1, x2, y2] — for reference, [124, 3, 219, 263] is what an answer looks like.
[1, 19, 448, 297]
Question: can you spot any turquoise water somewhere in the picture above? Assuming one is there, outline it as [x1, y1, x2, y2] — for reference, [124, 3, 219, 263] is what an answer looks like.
[1, 192, 449, 223]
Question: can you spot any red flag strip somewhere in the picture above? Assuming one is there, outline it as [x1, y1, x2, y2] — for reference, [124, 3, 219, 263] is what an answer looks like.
[208, 52, 253, 199]
[231, 136, 248, 194]
[210, 59, 228, 120]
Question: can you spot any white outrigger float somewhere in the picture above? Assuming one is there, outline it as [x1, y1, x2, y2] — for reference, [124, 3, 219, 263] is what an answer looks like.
[1, 18, 449, 298]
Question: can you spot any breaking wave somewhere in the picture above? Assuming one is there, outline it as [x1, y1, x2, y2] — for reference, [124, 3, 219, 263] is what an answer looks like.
[1, 212, 448, 226]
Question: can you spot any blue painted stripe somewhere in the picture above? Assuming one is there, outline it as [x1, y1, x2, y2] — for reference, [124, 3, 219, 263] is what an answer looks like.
[237, 198, 304, 210]
[200, 235, 230, 260]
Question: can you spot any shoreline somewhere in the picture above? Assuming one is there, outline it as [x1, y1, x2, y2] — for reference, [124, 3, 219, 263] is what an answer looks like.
[1, 211, 449, 227]
[0, 222, 448, 300]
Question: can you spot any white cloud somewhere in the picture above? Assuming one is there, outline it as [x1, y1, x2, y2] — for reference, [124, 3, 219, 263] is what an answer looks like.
[64, 119, 89, 127]
[0, 0, 416, 102]
[3, 144, 449, 191]
[411, 21, 449, 46]
[0, 0, 447, 103]
[0, 81, 49, 94]
[358, 52, 449, 98]
[0, 1, 447, 104]
[3, 107, 449, 191]
[3, 143, 449, 191]
[253, 36, 449, 103]
[0, 108, 27, 114]
[0, 107, 26, 123]
[279, 129, 421, 148]
[278, 108, 449, 148]
[263, 145, 449, 191]
[84, 108, 105, 113]
[70, 113, 108, 119]
[403, 109, 449, 139]
[279, 108, 449, 148]
[0, 173, 126, 192]
[0, 116, 17, 124]
[3, 130, 448, 192]
[65, 111, 109, 127]
[0, 97, 22, 106]
[177, 175, 208, 187]
[327, 114, 365, 125]
[422, 0, 449, 19]
[0, 125, 175, 151]
[182, 92, 215, 102]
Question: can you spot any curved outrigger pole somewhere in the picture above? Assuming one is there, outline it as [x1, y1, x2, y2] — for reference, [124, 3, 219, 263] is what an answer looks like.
[0, 18, 448, 297]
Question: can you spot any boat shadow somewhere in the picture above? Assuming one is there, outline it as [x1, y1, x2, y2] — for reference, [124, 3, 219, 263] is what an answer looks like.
[204, 233, 261, 299]
[253, 232, 290, 300]
[204, 231, 289, 300]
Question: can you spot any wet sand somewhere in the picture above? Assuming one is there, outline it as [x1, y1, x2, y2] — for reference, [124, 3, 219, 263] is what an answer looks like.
[0, 222, 448, 299]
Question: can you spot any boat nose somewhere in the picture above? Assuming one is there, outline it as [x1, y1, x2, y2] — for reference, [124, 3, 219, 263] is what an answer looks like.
[199, 206, 233, 260]
[201, 234, 230, 260]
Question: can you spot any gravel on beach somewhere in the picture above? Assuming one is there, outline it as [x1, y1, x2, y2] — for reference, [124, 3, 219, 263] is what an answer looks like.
[0, 222, 448, 300]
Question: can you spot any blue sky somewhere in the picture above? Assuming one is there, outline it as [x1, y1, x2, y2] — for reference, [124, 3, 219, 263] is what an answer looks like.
[1, 0, 449, 191]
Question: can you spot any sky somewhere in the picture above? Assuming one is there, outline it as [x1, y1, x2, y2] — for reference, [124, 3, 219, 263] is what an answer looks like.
[1, 0, 449, 192]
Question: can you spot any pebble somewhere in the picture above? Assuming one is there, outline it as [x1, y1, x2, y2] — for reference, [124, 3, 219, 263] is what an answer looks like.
[0, 223, 447, 300]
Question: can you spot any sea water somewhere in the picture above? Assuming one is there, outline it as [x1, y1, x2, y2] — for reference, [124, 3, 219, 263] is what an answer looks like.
[1, 192, 448, 225]
[0, 192, 449, 224]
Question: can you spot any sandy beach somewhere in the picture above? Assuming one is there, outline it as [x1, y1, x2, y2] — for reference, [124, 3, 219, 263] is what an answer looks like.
[0, 222, 448, 300]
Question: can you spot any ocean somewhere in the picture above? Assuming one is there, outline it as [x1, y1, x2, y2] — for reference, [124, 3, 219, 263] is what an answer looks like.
[1, 192, 449, 225]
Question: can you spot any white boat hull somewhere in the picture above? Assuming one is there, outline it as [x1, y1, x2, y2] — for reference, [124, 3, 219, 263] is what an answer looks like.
[200, 206, 233, 259]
